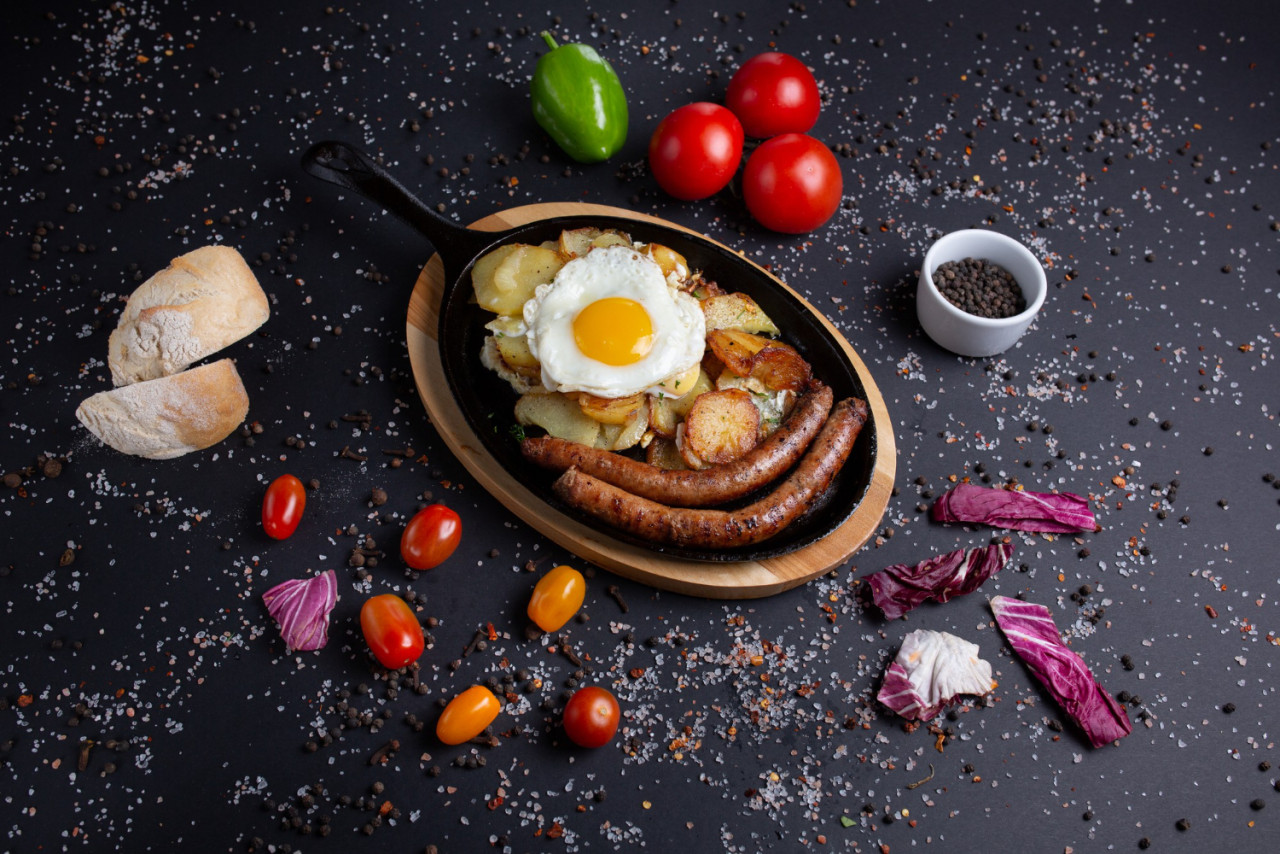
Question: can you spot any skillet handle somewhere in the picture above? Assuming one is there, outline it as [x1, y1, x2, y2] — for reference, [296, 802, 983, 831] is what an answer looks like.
[300, 140, 494, 270]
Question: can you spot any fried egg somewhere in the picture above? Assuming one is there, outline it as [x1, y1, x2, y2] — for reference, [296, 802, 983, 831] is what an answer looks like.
[523, 246, 705, 398]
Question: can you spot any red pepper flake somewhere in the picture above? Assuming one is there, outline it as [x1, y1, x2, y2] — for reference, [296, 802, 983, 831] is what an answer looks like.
[547, 822, 564, 839]
[1205, 605, 1218, 618]
[487, 796, 504, 810]
[17, 694, 33, 708]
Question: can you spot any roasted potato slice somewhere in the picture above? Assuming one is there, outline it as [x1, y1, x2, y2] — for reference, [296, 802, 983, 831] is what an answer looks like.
[645, 436, 688, 471]
[674, 423, 711, 471]
[706, 328, 773, 377]
[643, 243, 688, 281]
[515, 391, 600, 446]
[701, 292, 781, 336]
[749, 345, 811, 392]
[666, 368, 715, 419]
[647, 394, 679, 438]
[579, 392, 645, 425]
[607, 407, 649, 451]
[682, 387, 762, 465]
[590, 231, 632, 250]
[493, 334, 540, 377]
[472, 244, 563, 316]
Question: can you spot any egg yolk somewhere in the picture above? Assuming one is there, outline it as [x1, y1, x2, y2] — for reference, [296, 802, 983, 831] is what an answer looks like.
[572, 297, 654, 366]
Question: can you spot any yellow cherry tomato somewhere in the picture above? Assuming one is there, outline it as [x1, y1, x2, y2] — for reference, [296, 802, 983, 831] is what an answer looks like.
[527, 564, 586, 632]
[436, 685, 501, 746]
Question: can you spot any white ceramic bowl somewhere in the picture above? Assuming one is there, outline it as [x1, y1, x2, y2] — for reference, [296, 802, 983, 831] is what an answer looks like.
[916, 230, 1047, 357]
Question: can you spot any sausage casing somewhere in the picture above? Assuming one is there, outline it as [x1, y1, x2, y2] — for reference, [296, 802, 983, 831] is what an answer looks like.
[552, 397, 868, 548]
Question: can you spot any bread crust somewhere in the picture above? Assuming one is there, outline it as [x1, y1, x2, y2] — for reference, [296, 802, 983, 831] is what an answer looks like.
[108, 246, 268, 386]
[76, 359, 249, 459]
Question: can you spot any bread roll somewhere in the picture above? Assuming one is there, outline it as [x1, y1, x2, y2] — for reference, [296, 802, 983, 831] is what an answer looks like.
[76, 359, 249, 459]
[108, 245, 269, 386]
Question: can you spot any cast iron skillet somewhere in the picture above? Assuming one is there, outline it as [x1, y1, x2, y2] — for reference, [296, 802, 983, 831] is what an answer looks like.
[301, 139, 875, 562]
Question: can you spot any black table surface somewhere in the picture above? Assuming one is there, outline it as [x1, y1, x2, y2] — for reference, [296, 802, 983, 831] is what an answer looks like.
[3, 1, 1278, 851]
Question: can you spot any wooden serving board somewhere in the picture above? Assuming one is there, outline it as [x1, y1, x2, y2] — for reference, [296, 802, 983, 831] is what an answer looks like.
[406, 202, 895, 599]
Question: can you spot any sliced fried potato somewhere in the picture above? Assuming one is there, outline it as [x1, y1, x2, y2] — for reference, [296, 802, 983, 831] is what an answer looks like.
[515, 391, 600, 446]
[590, 230, 632, 250]
[666, 368, 715, 419]
[578, 391, 645, 425]
[643, 243, 688, 281]
[558, 227, 601, 258]
[706, 328, 773, 377]
[701, 292, 781, 336]
[652, 361, 701, 399]
[647, 394, 679, 437]
[682, 387, 761, 465]
[473, 244, 563, 316]
[607, 407, 649, 451]
[646, 436, 688, 471]
[749, 345, 812, 392]
[493, 334, 540, 376]
[675, 423, 711, 471]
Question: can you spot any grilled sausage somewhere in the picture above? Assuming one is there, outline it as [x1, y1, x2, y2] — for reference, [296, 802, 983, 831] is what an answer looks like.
[522, 382, 834, 507]
[552, 396, 868, 548]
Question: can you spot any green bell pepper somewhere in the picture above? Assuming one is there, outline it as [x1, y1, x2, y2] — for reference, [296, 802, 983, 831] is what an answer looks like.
[530, 32, 628, 163]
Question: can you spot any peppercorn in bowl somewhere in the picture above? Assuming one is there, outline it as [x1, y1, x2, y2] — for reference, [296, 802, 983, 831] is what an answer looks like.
[916, 229, 1046, 357]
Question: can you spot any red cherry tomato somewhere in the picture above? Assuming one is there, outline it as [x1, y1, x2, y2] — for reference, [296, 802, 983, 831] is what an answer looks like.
[262, 474, 306, 539]
[359, 594, 424, 669]
[436, 685, 502, 745]
[742, 133, 843, 233]
[648, 102, 744, 201]
[563, 686, 620, 748]
[726, 52, 821, 138]
[400, 504, 461, 570]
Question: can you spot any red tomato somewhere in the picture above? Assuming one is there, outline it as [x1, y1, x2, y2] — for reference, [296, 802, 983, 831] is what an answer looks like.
[648, 102, 744, 201]
[359, 594, 424, 669]
[726, 52, 821, 138]
[563, 686, 620, 748]
[436, 685, 501, 745]
[742, 134, 843, 233]
[262, 474, 306, 539]
[401, 504, 461, 570]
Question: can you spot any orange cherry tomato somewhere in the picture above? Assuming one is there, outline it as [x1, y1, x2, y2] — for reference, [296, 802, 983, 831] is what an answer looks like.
[359, 594, 424, 670]
[436, 685, 501, 745]
[401, 504, 462, 570]
[563, 686, 620, 748]
[527, 565, 586, 632]
[262, 474, 306, 539]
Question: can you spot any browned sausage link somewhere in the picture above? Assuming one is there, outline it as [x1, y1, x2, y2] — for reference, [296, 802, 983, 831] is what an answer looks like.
[552, 397, 868, 548]
[523, 382, 834, 507]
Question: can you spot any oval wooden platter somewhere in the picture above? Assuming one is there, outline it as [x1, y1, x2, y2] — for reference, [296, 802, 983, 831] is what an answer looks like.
[406, 202, 895, 599]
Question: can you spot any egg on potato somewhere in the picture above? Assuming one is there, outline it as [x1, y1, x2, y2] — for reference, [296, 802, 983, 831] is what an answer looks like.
[522, 246, 705, 399]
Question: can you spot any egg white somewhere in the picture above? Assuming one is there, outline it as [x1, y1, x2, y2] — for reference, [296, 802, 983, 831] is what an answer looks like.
[523, 246, 705, 398]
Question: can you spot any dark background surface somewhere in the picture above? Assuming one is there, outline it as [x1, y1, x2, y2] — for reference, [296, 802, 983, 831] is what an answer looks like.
[2, 1, 1278, 852]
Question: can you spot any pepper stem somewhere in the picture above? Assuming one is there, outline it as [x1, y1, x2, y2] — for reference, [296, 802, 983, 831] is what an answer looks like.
[540, 31, 558, 51]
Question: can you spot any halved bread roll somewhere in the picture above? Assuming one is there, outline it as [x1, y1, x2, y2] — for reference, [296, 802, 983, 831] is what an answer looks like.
[76, 359, 249, 459]
[108, 245, 269, 386]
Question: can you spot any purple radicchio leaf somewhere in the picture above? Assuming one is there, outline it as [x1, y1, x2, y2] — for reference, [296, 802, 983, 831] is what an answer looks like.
[262, 569, 338, 652]
[990, 595, 1132, 748]
[864, 543, 1013, 620]
[931, 483, 1096, 533]
[877, 629, 995, 721]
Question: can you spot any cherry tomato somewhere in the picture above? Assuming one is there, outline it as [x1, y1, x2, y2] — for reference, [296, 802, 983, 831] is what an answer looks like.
[436, 685, 501, 745]
[262, 474, 306, 540]
[359, 594, 424, 669]
[562, 686, 620, 748]
[400, 504, 461, 570]
[726, 52, 821, 138]
[648, 102, 744, 201]
[527, 565, 586, 632]
[742, 133, 843, 233]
